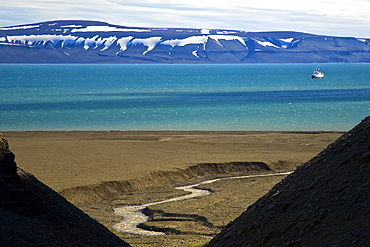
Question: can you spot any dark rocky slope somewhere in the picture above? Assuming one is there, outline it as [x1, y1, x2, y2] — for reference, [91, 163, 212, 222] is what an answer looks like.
[207, 117, 370, 246]
[1, 20, 370, 63]
[0, 134, 130, 247]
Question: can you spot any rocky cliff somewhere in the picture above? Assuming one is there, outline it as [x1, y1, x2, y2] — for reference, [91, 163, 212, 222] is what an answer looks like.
[207, 117, 370, 246]
[1, 20, 370, 63]
[0, 134, 130, 247]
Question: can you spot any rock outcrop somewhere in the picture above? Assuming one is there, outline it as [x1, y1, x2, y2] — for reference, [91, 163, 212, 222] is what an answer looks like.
[0, 134, 130, 247]
[0, 134, 19, 184]
[207, 117, 370, 246]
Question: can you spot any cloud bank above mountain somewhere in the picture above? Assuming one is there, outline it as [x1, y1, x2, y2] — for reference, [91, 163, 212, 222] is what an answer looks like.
[1, 0, 369, 38]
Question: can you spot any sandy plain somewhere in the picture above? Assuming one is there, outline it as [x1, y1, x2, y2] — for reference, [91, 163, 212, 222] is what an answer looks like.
[3, 131, 342, 191]
[3, 131, 343, 246]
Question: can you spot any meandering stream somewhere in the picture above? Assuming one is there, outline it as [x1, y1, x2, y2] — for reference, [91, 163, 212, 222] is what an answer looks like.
[113, 172, 292, 235]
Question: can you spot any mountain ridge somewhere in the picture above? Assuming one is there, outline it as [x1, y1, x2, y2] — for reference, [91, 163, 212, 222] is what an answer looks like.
[1, 20, 369, 63]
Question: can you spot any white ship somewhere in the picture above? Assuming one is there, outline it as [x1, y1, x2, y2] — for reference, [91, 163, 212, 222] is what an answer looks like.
[311, 68, 325, 79]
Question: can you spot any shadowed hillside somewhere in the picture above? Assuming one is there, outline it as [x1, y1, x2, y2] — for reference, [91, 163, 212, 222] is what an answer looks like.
[0, 134, 130, 247]
[207, 117, 370, 246]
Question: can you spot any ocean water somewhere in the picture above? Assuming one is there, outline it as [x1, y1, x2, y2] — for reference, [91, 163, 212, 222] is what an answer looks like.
[1, 63, 370, 131]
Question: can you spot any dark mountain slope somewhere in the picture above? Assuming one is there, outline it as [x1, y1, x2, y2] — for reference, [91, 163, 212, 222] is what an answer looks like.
[1, 20, 369, 63]
[207, 116, 370, 246]
[0, 134, 130, 247]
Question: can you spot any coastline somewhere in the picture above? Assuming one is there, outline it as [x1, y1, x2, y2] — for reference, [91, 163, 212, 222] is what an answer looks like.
[2, 131, 343, 192]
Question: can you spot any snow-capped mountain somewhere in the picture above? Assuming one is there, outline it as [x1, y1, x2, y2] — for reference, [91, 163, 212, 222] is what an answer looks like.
[1, 20, 369, 63]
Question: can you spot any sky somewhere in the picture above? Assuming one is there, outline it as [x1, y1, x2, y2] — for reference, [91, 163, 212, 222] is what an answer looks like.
[1, 0, 370, 38]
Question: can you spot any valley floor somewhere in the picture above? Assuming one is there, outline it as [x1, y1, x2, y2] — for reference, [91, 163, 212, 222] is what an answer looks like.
[3, 131, 342, 246]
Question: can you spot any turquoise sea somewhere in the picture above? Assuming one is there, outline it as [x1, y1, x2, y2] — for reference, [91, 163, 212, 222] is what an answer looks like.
[1, 63, 370, 131]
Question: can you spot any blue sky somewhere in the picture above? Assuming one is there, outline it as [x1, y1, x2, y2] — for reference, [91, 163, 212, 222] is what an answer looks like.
[1, 0, 370, 37]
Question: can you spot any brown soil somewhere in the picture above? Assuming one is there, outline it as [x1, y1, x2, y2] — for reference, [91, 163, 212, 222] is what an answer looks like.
[3, 131, 342, 192]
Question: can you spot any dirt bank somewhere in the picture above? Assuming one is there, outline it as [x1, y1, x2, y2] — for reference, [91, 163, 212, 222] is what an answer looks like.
[60, 162, 272, 205]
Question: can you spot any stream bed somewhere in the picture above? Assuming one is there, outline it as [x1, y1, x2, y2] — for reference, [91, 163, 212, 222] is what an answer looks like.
[113, 172, 292, 235]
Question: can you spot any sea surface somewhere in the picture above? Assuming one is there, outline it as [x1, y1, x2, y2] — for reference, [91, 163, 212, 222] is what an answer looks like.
[1, 63, 370, 131]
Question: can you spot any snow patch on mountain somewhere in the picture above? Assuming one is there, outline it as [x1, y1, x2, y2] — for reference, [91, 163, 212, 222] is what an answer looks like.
[116, 36, 134, 52]
[83, 35, 98, 50]
[71, 26, 150, 33]
[99, 36, 118, 51]
[253, 38, 280, 48]
[131, 36, 162, 55]
[209, 35, 246, 46]
[216, 31, 238, 35]
[357, 38, 369, 43]
[6, 34, 81, 47]
[201, 29, 210, 34]
[279, 38, 294, 43]
[61, 25, 83, 28]
[0, 32, 284, 54]
[0, 25, 40, 31]
[161, 35, 208, 48]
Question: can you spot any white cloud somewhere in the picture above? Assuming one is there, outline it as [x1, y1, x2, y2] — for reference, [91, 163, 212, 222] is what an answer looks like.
[1, 0, 369, 37]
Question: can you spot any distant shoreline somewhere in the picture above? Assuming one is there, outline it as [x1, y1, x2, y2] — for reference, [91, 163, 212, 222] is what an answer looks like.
[3, 130, 344, 135]
[2, 130, 344, 142]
